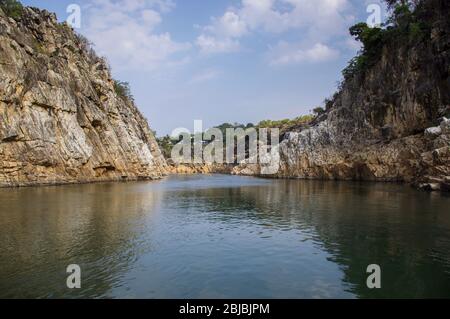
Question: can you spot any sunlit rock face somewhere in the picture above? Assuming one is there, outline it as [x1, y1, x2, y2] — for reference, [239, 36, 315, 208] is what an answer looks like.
[166, 163, 234, 175]
[234, 1, 450, 191]
[0, 7, 167, 186]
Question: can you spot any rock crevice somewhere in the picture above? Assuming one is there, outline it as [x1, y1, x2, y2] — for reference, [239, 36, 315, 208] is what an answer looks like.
[0, 7, 167, 187]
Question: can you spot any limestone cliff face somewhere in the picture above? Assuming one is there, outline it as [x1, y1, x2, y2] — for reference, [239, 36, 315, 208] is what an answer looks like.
[166, 162, 233, 175]
[0, 7, 167, 187]
[234, 1, 450, 191]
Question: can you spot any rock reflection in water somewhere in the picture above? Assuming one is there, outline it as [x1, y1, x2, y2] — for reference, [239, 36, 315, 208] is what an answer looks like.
[0, 182, 161, 298]
[0, 175, 449, 298]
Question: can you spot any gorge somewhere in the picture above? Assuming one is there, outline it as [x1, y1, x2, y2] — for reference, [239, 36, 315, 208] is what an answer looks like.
[0, 0, 449, 300]
[1, 1, 448, 191]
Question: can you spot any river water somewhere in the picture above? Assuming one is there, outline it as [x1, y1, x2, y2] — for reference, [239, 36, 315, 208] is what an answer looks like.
[0, 174, 449, 298]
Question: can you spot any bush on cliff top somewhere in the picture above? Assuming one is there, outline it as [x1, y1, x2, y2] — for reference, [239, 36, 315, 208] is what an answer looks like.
[342, 0, 430, 80]
[0, 0, 23, 20]
[114, 80, 134, 103]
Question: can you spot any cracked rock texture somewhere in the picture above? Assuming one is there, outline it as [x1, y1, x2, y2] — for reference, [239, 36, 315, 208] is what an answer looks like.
[0, 7, 167, 187]
[233, 0, 450, 191]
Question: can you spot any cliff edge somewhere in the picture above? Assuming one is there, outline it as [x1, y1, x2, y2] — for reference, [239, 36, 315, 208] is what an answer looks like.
[0, 6, 167, 187]
[233, 0, 450, 191]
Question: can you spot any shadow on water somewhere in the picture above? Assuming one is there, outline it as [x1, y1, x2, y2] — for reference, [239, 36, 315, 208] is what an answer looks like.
[0, 175, 449, 298]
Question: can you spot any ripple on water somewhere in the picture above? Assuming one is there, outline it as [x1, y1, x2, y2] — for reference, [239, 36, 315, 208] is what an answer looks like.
[0, 175, 449, 298]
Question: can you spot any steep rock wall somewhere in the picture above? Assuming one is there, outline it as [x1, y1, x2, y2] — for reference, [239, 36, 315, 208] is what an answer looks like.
[0, 7, 167, 187]
[233, 0, 450, 191]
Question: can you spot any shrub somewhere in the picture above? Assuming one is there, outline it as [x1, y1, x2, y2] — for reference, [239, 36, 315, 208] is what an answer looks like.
[342, 1, 425, 80]
[0, 0, 24, 20]
[389, 2, 413, 29]
[324, 98, 335, 110]
[32, 40, 46, 54]
[342, 55, 369, 79]
[257, 115, 313, 130]
[114, 80, 134, 102]
[74, 33, 99, 60]
[157, 135, 177, 159]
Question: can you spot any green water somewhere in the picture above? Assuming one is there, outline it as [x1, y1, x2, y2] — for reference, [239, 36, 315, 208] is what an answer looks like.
[0, 174, 449, 298]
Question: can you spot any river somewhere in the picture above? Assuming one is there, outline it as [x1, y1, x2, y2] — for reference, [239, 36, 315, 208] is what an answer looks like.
[0, 174, 449, 298]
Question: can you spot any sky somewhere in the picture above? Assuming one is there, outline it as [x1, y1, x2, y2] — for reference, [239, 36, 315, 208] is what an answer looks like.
[21, 0, 387, 136]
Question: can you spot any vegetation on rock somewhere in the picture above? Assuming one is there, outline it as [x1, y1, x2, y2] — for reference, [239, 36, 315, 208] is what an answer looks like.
[114, 80, 134, 102]
[343, 0, 431, 80]
[0, 0, 23, 20]
[0, 4, 167, 186]
[257, 115, 314, 131]
[157, 135, 177, 159]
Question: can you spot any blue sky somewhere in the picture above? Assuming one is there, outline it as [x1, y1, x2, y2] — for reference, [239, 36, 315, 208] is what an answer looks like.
[21, 0, 386, 136]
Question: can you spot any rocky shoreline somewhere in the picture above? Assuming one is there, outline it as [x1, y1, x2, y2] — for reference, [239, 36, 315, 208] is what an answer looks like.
[231, 117, 450, 192]
[0, 2, 448, 191]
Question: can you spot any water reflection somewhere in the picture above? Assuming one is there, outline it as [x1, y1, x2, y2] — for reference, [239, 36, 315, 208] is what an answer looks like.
[0, 182, 161, 298]
[0, 175, 449, 298]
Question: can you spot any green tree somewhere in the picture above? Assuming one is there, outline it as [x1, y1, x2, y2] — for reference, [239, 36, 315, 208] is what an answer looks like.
[0, 0, 24, 20]
[157, 135, 176, 159]
[384, 0, 413, 9]
[114, 80, 134, 102]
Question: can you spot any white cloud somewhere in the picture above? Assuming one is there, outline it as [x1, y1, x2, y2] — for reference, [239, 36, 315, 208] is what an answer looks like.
[196, 35, 240, 54]
[196, 0, 354, 57]
[208, 11, 249, 38]
[239, 0, 289, 33]
[141, 9, 162, 28]
[345, 37, 362, 51]
[83, 0, 190, 71]
[269, 42, 339, 66]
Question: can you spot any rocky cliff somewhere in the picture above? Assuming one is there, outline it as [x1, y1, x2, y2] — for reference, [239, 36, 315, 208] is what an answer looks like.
[0, 7, 167, 187]
[234, 0, 450, 191]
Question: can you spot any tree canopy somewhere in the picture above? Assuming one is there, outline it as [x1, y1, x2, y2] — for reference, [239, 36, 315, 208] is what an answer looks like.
[0, 0, 24, 20]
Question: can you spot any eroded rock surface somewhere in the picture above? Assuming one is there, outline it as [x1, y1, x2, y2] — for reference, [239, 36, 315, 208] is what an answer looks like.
[0, 7, 167, 187]
[233, 1, 450, 191]
[166, 162, 233, 175]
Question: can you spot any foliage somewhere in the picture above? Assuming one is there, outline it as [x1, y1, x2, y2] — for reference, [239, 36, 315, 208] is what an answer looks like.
[384, 0, 419, 9]
[343, 23, 384, 79]
[343, 0, 429, 80]
[389, 2, 414, 27]
[114, 80, 134, 102]
[74, 33, 100, 61]
[408, 22, 424, 40]
[157, 116, 314, 151]
[342, 55, 368, 79]
[32, 40, 46, 54]
[324, 98, 333, 110]
[0, 0, 23, 20]
[157, 135, 177, 159]
[349, 23, 384, 56]
[257, 115, 314, 131]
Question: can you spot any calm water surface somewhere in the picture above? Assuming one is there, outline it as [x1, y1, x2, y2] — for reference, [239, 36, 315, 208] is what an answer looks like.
[0, 175, 449, 298]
